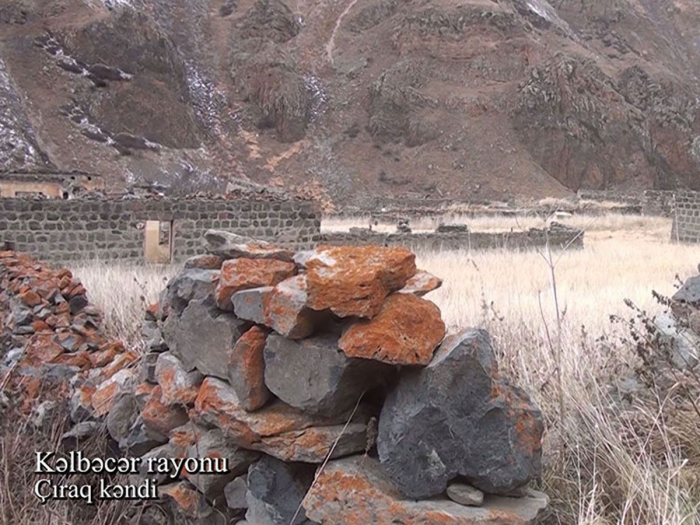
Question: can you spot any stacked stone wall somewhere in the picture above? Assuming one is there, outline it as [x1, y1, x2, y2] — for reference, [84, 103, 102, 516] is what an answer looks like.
[672, 191, 700, 243]
[0, 197, 321, 262]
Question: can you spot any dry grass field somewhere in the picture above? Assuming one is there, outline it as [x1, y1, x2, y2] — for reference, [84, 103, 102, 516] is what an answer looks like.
[69, 213, 700, 525]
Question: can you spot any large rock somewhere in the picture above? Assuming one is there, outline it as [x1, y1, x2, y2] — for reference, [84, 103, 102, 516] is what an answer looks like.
[296, 245, 417, 318]
[232, 286, 273, 325]
[653, 312, 700, 370]
[164, 269, 219, 315]
[377, 329, 543, 498]
[303, 456, 548, 525]
[262, 276, 319, 339]
[672, 275, 700, 305]
[215, 258, 296, 311]
[155, 352, 203, 406]
[141, 386, 189, 441]
[224, 477, 249, 511]
[163, 298, 249, 379]
[192, 378, 369, 462]
[264, 333, 392, 416]
[184, 428, 260, 499]
[204, 230, 294, 261]
[228, 326, 271, 411]
[339, 294, 445, 366]
[246, 456, 314, 525]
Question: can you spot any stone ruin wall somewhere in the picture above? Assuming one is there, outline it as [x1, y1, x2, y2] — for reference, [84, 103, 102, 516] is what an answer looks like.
[321, 225, 585, 251]
[672, 191, 700, 243]
[577, 189, 675, 216]
[0, 197, 321, 263]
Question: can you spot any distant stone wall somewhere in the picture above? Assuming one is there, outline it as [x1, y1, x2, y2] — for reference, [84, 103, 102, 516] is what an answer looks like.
[672, 191, 700, 243]
[577, 190, 675, 216]
[321, 225, 584, 252]
[0, 197, 320, 263]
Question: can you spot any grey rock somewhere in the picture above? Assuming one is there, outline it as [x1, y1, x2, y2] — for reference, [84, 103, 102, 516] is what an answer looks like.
[224, 477, 248, 511]
[446, 482, 485, 507]
[264, 333, 392, 416]
[122, 416, 166, 456]
[31, 400, 60, 430]
[164, 269, 219, 315]
[88, 64, 131, 81]
[378, 329, 544, 498]
[62, 421, 100, 448]
[106, 392, 139, 445]
[140, 353, 160, 383]
[204, 230, 294, 261]
[69, 295, 88, 314]
[232, 286, 272, 325]
[163, 298, 248, 379]
[185, 428, 260, 499]
[654, 312, 700, 370]
[673, 275, 700, 305]
[246, 456, 314, 525]
[185, 254, 224, 269]
[138, 444, 180, 484]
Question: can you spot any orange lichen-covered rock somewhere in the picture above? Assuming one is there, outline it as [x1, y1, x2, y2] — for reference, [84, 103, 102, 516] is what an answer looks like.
[303, 456, 549, 525]
[91, 368, 136, 417]
[297, 245, 417, 318]
[398, 269, 443, 297]
[155, 352, 203, 407]
[339, 294, 445, 365]
[228, 326, 270, 411]
[262, 275, 318, 339]
[215, 257, 296, 310]
[19, 289, 42, 307]
[191, 378, 368, 462]
[23, 334, 64, 366]
[141, 386, 190, 439]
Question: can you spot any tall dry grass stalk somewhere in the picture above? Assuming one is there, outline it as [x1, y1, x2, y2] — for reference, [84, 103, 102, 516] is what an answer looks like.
[71, 262, 178, 349]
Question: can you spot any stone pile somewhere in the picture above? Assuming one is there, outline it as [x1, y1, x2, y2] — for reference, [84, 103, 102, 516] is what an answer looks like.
[1, 233, 548, 524]
[0, 251, 136, 418]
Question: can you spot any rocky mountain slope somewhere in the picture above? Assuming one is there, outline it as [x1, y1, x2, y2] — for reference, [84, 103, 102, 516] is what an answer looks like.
[1, 0, 700, 206]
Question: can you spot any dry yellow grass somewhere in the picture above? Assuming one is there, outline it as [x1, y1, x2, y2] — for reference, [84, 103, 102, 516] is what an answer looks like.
[64, 214, 700, 524]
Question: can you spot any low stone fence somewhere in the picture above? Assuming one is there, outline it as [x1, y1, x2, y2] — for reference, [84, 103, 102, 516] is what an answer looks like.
[0, 234, 549, 524]
[0, 196, 321, 263]
[321, 223, 584, 251]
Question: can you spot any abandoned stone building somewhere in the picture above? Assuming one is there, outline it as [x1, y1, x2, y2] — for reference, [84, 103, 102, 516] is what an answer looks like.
[0, 171, 105, 199]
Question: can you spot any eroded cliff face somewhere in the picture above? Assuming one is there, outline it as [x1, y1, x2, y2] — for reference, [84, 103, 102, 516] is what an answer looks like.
[1, 0, 699, 204]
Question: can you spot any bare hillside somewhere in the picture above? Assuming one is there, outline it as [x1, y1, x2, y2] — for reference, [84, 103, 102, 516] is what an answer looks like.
[1, 0, 700, 205]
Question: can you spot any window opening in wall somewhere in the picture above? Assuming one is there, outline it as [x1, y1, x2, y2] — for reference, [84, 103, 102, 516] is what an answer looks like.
[144, 220, 173, 263]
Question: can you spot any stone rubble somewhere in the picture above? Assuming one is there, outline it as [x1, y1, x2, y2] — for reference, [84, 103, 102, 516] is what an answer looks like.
[0, 234, 547, 524]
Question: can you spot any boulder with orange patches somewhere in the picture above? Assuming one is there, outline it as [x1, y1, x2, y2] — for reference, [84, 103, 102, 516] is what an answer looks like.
[296, 245, 417, 318]
[339, 294, 445, 365]
[141, 386, 189, 440]
[215, 257, 296, 311]
[378, 329, 544, 498]
[155, 352, 203, 407]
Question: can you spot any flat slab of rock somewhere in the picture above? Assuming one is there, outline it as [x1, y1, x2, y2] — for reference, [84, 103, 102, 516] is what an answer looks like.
[264, 333, 391, 416]
[205, 230, 294, 261]
[229, 326, 271, 411]
[378, 329, 543, 498]
[192, 378, 368, 462]
[303, 456, 548, 525]
[163, 298, 249, 379]
[339, 294, 445, 365]
[232, 286, 273, 325]
[296, 245, 417, 318]
[215, 258, 296, 311]
[398, 270, 443, 297]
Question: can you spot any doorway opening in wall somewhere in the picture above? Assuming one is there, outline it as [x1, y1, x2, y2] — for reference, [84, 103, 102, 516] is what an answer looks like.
[144, 220, 173, 263]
